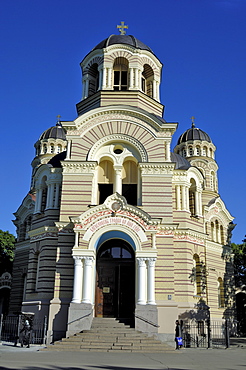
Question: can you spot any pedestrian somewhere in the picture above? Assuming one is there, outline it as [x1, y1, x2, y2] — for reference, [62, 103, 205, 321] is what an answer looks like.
[175, 319, 183, 349]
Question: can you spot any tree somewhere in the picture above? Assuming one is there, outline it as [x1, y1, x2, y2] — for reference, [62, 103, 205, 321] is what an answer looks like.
[231, 241, 246, 288]
[0, 229, 15, 274]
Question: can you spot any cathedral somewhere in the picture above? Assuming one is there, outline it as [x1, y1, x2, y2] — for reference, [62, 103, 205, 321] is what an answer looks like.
[10, 24, 235, 344]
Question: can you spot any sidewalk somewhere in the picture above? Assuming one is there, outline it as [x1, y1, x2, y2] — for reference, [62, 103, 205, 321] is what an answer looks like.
[0, 342, 245, 370]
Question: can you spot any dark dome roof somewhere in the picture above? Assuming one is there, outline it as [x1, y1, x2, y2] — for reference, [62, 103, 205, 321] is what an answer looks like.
[171, 152, 191, 170]
[39, 124, 66, 141]
[93, 34, 153, 53]
[177, 124, 211, 145]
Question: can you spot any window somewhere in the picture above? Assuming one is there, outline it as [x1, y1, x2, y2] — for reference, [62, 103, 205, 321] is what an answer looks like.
[189, 146, 193, 156]
[193, 254, 202, 296]
[122, 160, 138, 205]
[113, 57, 128, 91]
[142, 64, 154, 98]
[98, 160, 114, 204]
[189, 179, 196, 216]
[40, 176, 48, 213]
[88, 63, 99, 96]
[218, 278, 225, 308]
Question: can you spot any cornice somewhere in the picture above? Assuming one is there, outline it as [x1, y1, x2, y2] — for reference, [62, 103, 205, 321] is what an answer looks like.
[174, 229, 206, 246]
[61, 161, 97, 174]
[139, 163, 175, 175]
[29, 226, 58, 241]
[67, 106, 177, 137]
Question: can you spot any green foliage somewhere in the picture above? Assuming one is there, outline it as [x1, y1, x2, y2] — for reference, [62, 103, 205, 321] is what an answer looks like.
[231, 242, 246, 287]
[0, 229, 15, 264]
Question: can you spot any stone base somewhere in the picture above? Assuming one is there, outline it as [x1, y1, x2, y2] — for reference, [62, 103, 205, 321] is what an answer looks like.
[135, 304, 158, 333]
[66, 302, 93, 338]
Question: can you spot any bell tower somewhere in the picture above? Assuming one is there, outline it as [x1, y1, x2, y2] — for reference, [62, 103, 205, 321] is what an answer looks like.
[76, 23, 164, 117]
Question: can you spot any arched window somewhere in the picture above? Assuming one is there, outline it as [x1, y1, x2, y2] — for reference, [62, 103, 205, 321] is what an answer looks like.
[202, 146, 207, 156]
[57, 145, 62, 153]
[122, 160, 138, 205]
[50, 144, 54, 154]
[189, 179, 196, 216]
[188, 146, 193, 156]
[98, 160, 114, 204]
[218, 278, 225, 308]
[210, 171, 215, 190]
[142, 64, 154, 98]
[193, 254, 202, 296]
[113, 57, 128, 91]
[182, 148, 187, 157]
[209, 148, 213, 158]
[220, 225, 225, 245]
[88, 63, 99, 96]
[40, 176, 48, 213]
[215, 220, 220, 243]
[43, 144, 47, 154]
[211, 221, 215, 241]
[196, 146, 201, 156]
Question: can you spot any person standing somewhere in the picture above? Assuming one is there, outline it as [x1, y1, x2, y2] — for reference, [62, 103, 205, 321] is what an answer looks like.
[175, 320, 183, 349]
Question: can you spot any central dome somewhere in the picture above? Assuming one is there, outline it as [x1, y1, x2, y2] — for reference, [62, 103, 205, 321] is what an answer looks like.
[93, 34, 153, 53]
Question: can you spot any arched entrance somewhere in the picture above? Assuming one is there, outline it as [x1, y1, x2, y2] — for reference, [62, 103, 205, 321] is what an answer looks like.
[95, 238, 135, 320]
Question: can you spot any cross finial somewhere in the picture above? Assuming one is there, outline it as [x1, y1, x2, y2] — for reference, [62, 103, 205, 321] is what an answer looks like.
[191, 116, 196, 128]
[56, 115, 61, 126]
[117, 21, 128, 35]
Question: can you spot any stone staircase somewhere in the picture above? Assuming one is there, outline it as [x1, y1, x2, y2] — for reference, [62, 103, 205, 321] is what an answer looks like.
[45, 317, 174, 352]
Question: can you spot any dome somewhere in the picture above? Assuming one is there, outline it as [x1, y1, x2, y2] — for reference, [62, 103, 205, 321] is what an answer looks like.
[171, 152, 191, 170]
[177, 124, 211, 145]
[39, 123, 66, 141]
[48, 151, 67, 168]
[93, 34, 153, 54]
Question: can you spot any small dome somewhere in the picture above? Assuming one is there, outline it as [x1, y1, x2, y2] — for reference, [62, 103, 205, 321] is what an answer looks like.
[39, 124, 66, 141]
[93, 34, 153, 54]
[48, 151, 67, 168]
[177, 124, 211, 145]
[171, 152, 191, 170]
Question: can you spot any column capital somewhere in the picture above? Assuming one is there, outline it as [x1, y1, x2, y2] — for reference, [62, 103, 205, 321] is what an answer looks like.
[136, 257, 146, 267]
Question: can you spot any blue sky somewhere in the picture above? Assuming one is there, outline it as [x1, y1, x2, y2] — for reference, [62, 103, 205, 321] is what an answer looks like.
[0, 0, 245, 243]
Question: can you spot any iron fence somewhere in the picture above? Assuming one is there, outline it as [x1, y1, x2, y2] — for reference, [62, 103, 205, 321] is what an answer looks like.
[0, 314, 47, 345]
[182, 319, 232, 349]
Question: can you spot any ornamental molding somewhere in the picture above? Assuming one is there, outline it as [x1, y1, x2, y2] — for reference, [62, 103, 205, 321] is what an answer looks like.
[139, 163, 175, 175]
[174, 231, 206, 245]
[205, 240, 224, 253]
[61, 161, 97, 174]
[204, 197, 234, 224]
[87, 134, 148, 162]
[71, 193, 159, 233]
[29, 226, 58, 241]
[68, 107, 174, 137]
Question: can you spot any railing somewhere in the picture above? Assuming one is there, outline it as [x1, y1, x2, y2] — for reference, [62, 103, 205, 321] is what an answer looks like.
[182, 319, 232, 349]
[67, 309, 93, 326]
[134, 313, 160, 328]
[0, 314, 47, 345]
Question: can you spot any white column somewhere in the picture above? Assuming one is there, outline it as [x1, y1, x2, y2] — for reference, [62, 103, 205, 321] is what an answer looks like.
[129, 68, 134, 89]
[102, 68, 107, 89]
[153, 79, 157, 99]
[134, 68, 138, 89]
[48, 183, 55, 208]
[72, 257, 83, 303]
[37, 188, 43, 213]
[107, 68, 112, 89]
[137, 258, 146, 305]
[84, 77, 89, 99]
[82, 257, 94, 304]
[114, 166, 122, 194]
[176, 185, 181, 210]
[186, 186, 189, 211]
[98, 68, 103, 90]
[165, 141, 171, 161]
[181, 185, 186, 210]
[151, 233, 156, 249]
[147, 258, 156, 305]
[195, 190, 199, 216]
[156, 80, 160, 101]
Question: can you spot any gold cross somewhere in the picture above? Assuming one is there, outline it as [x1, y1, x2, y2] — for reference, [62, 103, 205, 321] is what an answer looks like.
[191, 116, 196, 127]
[57, 115, 61, 122]
[117, 21, 128, 35]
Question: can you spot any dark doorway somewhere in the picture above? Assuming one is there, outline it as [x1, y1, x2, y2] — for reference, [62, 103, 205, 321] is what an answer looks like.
[95, 239, 135, 320]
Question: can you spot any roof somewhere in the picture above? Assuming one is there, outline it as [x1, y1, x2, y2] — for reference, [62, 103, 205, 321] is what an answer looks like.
[39, 124, 66, 141]
[93, 34, 153, 54]
[177, 124, 211, 145]
[171, 152, 191, 170]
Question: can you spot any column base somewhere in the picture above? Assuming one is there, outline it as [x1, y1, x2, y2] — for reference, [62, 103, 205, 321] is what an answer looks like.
[135, 304, 158, 334]
[66, 302, 93, 338]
